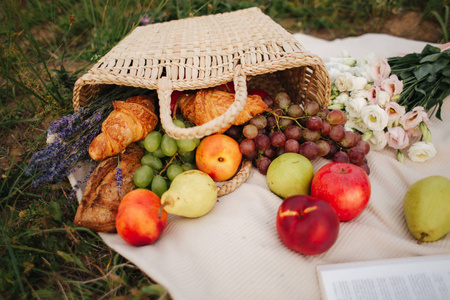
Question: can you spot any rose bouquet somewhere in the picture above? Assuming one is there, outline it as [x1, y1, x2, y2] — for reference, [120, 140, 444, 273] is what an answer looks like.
[325, 46, 446, 163]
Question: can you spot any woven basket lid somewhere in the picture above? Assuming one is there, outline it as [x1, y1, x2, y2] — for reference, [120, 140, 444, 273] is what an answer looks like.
[72, 7, 330, 110]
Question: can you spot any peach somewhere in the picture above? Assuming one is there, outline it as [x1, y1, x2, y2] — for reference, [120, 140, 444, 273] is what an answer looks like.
[116, 189, 167, 246]
[195, 133, 242, 181]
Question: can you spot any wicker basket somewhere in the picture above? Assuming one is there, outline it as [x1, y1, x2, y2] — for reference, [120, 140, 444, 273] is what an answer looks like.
[72, 7, 331, 196]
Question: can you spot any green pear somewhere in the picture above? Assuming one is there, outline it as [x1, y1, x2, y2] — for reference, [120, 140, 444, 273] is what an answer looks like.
[403, 175, 450, 244]
[160, 170, 217, 218]
[266, 153, 314, 198]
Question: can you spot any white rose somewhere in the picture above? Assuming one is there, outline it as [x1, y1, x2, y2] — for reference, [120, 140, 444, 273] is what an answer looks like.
[349, 76, 368, 92]
[327, 68, 341, 83]
[344, 117, 359, 132]
[345, 97, 367, 118]
[361, 105, 389, 131]
[368, 130, 388, 151]
[335, 72, 354, 92]
[334, 92, 350, 104]
[352, 65, 372, 81]
[350, 89, 369, 100]
[377, 90, 391, 108]
[407, 142, 437, 162]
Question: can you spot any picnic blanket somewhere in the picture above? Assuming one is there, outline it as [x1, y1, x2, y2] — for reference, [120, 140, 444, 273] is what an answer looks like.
[70, 33, 450, 300]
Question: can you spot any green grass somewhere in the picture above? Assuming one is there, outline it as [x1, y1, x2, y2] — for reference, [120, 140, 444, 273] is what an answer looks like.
[0, 0, 447, 299]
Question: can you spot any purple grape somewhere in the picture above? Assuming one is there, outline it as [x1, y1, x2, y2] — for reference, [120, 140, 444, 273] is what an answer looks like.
[306, 116, 323, 131]
[359, 163, 371, 175]
[340, 131, 359, 148]
[225, 125, 242, 140]
[356, 140, 370, 155]
[239, 139, 256, 156]
[284, 125, 302, 140]
[270, 131, 286, 147]
[326, 110, 347, 125]
[321, 121, 331, 136]
[262, 96, 274, 108]
[284, 139, 300, 153]
[333, 151, 350, 163]
[329, 124, 346, 142]
[256, 157, 272, 175]
[324, 141, 338, 159]
[266, 116, 276, 129]
[348, 147, 366, 165]
[244, 149, 258, 161]
[255, 134, 271, 150]
[299, 141, 319, 161]
[264, 147, 276, 159]
[317, 108, 330, 120]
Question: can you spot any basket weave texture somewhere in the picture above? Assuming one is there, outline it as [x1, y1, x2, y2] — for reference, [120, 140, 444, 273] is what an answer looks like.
[72, 7, 331, 196]
[73, 7, 330, 111]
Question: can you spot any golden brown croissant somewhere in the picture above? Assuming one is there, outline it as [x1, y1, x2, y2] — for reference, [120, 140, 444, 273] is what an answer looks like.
[74, 143, 144, 232]
[89, 95, 158, 161]
[179, 88, 269, 133]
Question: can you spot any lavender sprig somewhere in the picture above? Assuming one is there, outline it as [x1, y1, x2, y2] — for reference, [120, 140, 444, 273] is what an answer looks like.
[26, 86, 150, 191]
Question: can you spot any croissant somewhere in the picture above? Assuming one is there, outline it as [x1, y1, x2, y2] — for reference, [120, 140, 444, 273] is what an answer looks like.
[74, 143, 144, 232]
[89, 95, 158, 161]
[179, 88, 269, 133]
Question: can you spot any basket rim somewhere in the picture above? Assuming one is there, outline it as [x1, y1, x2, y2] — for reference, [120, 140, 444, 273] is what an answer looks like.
[72, 7, 331, 110]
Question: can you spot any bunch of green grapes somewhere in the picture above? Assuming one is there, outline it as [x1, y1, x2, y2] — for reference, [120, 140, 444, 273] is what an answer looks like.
[133, 119, 200, 197]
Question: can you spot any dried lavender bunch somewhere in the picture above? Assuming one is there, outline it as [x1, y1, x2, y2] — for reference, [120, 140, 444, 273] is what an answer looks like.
[26, 86, 150, 189]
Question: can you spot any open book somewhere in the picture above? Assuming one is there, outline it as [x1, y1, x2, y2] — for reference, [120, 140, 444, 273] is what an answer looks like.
[317, 254, 450, 300]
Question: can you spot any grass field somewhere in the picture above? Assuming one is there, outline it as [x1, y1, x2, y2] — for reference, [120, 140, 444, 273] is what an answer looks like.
[0, 0, 448, 299]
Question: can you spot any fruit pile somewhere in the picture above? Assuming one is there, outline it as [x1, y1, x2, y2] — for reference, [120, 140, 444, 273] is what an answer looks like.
[224, 90, 371, 175]
[133, 119, 201, 197]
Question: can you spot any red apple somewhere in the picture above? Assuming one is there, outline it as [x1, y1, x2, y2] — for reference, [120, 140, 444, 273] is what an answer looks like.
[195, 133, 242, 181]
[311, 162, 371, 222]
[276, 195, 340, 255]
[116, 189, 167, 246]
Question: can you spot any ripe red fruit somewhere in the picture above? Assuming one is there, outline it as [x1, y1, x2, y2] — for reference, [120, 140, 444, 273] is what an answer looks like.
[276, 195, 340, 255]
[311, 162, 371, 221]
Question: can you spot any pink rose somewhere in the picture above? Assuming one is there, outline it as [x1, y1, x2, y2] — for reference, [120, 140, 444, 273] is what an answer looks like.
[380, 74, 403, 97]
[400, 106, 431, 130]
[385, 102, 406, 124]
[386, 126, 409, 149]
[370, 57, 391, 85]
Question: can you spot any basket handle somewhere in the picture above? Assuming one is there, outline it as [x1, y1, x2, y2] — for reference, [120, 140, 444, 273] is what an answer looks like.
[157, 65, 248, 139]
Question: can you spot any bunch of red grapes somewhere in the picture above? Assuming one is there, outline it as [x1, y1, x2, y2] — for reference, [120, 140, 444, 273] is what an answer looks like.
[225, 91, 371, 175]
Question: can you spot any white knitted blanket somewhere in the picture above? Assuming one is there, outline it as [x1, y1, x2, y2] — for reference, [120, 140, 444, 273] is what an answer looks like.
[70, 33, 450, 300]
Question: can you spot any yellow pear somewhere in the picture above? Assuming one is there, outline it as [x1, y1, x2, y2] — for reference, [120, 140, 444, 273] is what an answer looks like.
[160, 170, 217, 218]
[403, 175, 450, 244]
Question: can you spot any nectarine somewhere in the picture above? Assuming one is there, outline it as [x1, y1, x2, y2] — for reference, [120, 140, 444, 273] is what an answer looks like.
[195, 134, 242, 181]
[116, 189, 167, 246]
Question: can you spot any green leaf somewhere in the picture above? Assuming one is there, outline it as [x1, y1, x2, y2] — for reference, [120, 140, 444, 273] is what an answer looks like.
[414, 64, 433, 81]
[420, 44, 441, 56]
[430, 58, 449, 74]
[414, 85, 427, 97]
[140, 284, 166, 296]
[419, 52, 442, 63]
[441, 66, 450, 77]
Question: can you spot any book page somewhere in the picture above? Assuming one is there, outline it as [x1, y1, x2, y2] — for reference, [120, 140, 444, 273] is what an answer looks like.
[317, 254, 450, 300]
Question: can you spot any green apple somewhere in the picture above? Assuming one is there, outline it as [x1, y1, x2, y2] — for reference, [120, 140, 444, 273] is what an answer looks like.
[266, 153, 314, 198]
